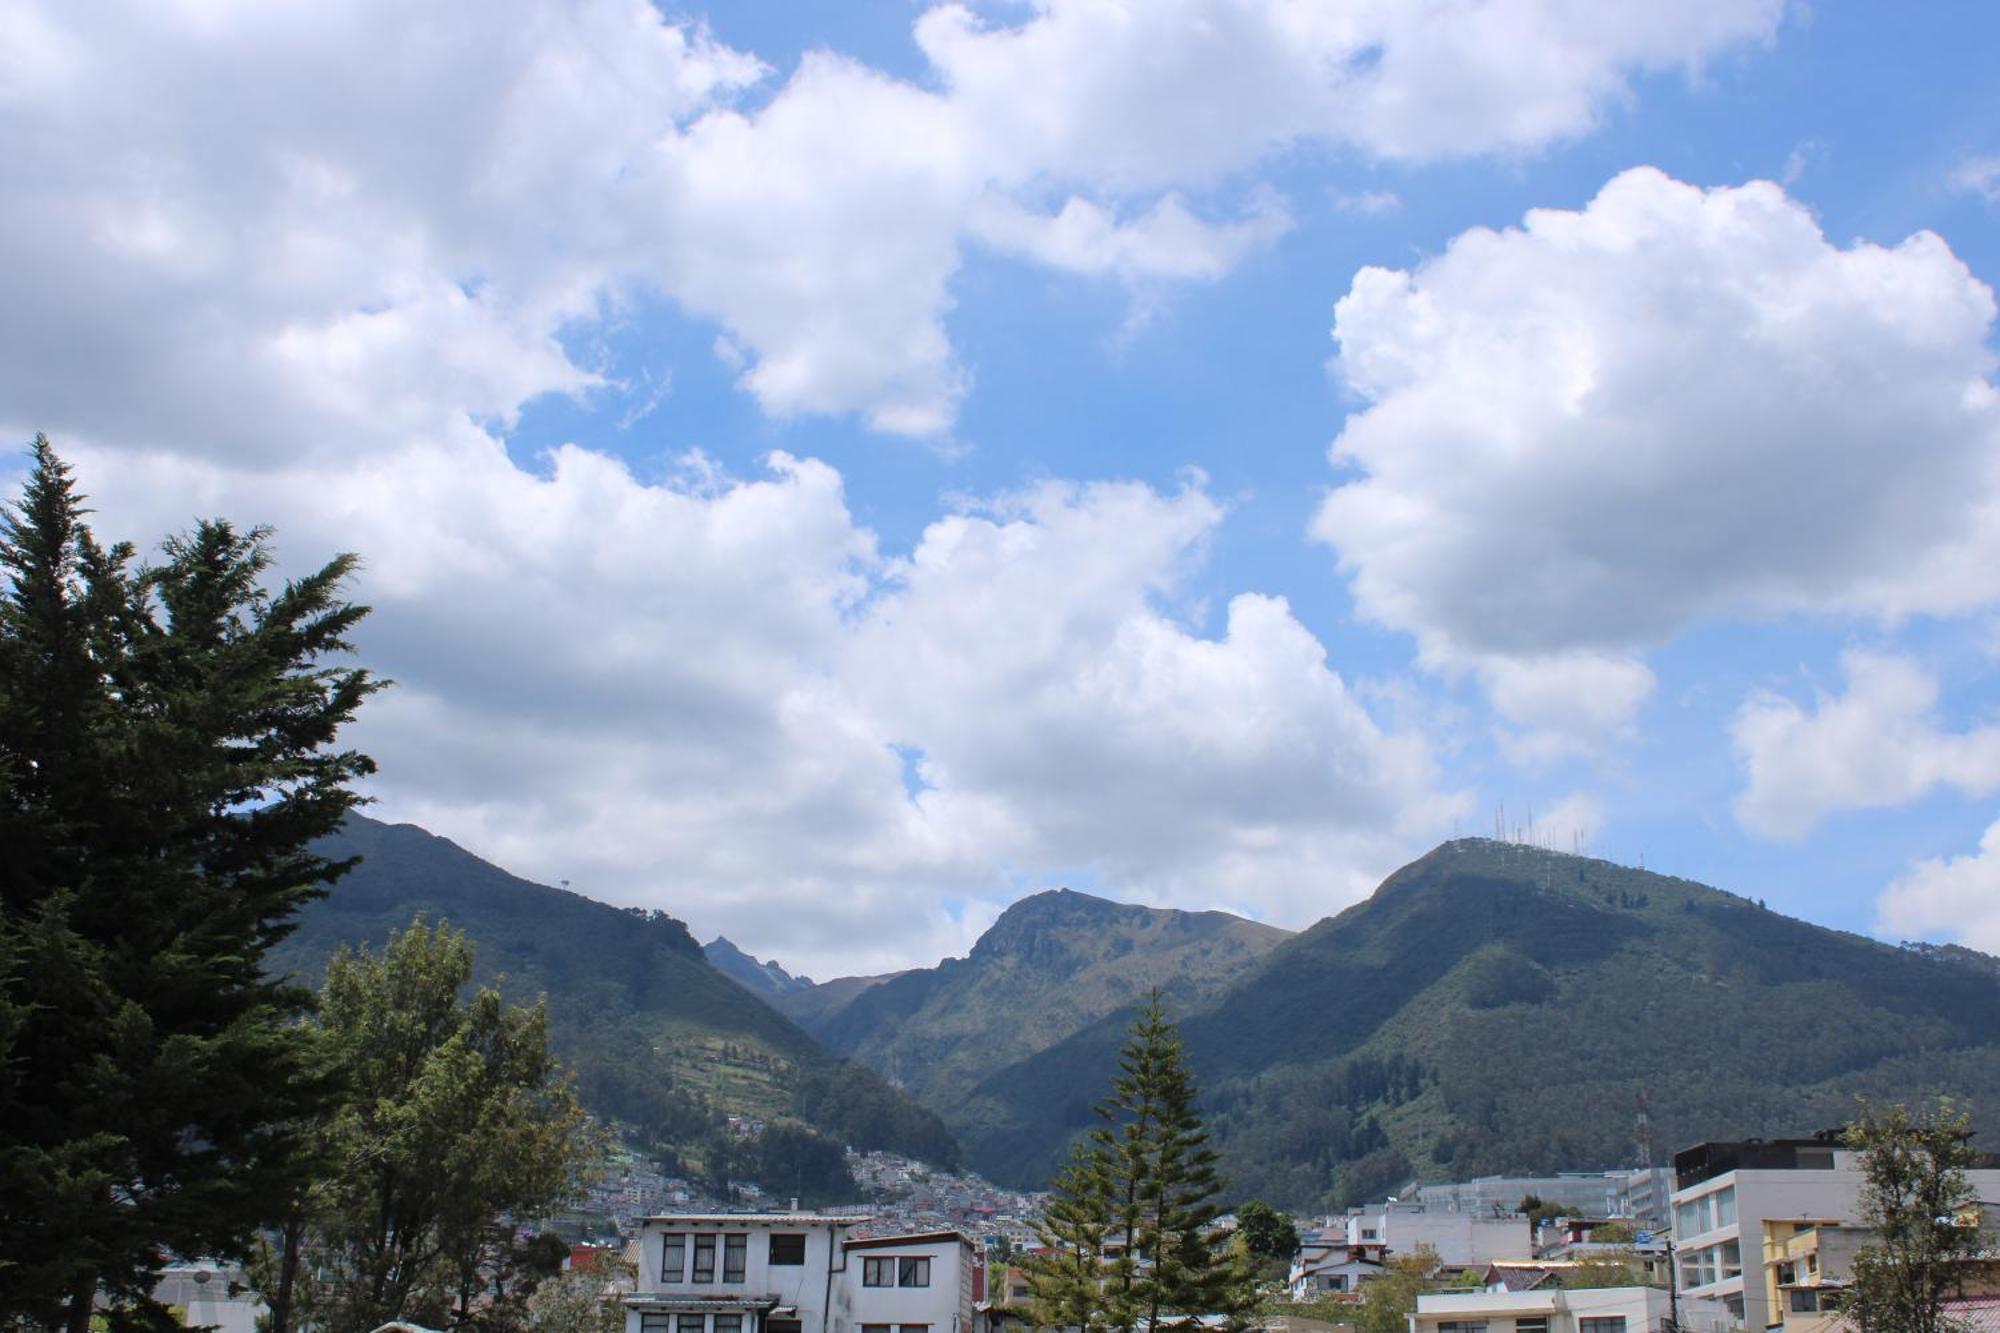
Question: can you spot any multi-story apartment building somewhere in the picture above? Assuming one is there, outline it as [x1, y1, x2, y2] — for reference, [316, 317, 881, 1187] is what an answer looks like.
[1670, 1138, 2000, 1330]
[625, 1214, 977, 1333]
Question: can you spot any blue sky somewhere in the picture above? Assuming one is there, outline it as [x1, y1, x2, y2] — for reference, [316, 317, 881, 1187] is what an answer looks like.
[4, 0, 1999, 976]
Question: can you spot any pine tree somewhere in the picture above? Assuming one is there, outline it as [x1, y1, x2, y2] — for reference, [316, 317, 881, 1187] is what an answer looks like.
[1026, 991, 1254, 1333]
[0, 437, 382, 1330]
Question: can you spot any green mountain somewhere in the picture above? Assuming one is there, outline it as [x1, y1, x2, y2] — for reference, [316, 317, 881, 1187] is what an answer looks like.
[959, 839, 2000, 1208]
[276, 816, 959, 1185]
[769, 970, 907, 1029]
[799, 887, 1292, 1155]
[704, 936, 815, 997]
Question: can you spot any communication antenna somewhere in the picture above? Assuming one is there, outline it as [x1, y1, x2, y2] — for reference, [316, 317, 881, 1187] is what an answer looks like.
[1634, 1091, 1654, 1169]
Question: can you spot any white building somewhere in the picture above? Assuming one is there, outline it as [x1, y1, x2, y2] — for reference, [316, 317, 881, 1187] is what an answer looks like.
[1410, 1285, 1735, 1333]
[1286, 1231, 1388, 1299]
[1411, 1172, 1675, 1228]
[1670, 1138, 2000, 1330]
[1342, 1204, 1532, 1266]
[626, 1214, 976, 1333]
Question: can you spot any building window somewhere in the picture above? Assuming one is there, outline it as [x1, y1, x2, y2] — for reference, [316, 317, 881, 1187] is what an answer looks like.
[1515, 1320, 1549, 1333]
[693, 1235, 717, 1283]
[662, 1234, 687, 1283]
[771, 1233, 806, 1265]
[769, 1321, 802, 1333]
[864, 1258, 894, 1287]
[1720, 1239, 1741, 1280]
[715, 1317, 742, 1333]
[1713, 1187, 1737, 1228]
[1361, 1229, 1379, 1240]
[1579, 1318, 1626, 1333]
[678, 1316, 705, 1333]
[900, 1325, 929, 1333]
[641, 1317, 673, 1333]
[1437, 1322, 1488, 1333]
[862, 1325, 893, 1333]
[899, 1257, 931, 1288]
[725, 1234, 747, 1283]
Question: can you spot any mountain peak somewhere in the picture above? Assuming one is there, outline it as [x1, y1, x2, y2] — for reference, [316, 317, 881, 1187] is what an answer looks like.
[704, 936, 815, 995]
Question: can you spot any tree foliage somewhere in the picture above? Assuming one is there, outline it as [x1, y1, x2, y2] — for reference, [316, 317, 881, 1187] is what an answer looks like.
[1352, 1247, 1439, 1333]
[1843, 1098, 1986, 1333]
[281, 920, 598, 1333]
[1234, 1201, 1299, 1263]
[0, 437, 380, 1331]
[1027, 992, 1256, 1333]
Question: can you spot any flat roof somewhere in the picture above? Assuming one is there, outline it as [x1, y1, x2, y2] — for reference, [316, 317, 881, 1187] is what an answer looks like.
[846, 1231, 974, 1250]
[639, 1214, 867, 1226]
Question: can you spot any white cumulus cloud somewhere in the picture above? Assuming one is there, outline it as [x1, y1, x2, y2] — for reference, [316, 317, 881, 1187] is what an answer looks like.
[1733, 651, 2000, 839]
[1878, 819, 2000, 954]
[1314, 167, 2000, 754]
[1, 0, 1786, 444]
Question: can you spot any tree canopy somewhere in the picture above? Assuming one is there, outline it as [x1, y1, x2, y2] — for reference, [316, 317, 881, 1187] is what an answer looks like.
[279, 919, 598, 1333]
[0, 437, 381, 1331]
[1844, 1098, 1987, 1333]
[1026, 991, 1256, 1333]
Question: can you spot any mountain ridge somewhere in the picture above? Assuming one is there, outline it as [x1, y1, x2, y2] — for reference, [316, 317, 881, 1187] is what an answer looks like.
[277, 815, 961, 1183]
[954, 839, 2000, 1205]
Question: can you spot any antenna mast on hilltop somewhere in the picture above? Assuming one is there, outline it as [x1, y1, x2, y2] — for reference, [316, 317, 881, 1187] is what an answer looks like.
[1634, 1091, 1654, 1169]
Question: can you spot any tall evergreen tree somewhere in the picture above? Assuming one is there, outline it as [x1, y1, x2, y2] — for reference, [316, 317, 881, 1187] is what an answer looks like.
[1026, 991, 1254, 1333]
[0, 437, 382, 1330]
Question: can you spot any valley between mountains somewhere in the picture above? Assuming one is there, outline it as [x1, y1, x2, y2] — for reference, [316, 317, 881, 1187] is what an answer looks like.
[287, 818, 2000, 1210]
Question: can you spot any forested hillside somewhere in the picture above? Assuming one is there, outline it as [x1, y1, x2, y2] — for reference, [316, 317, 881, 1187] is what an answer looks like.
[959, 840, 2000, 1208]
[277, 816, 958, 1196]
[796, 887, 1290, 1157]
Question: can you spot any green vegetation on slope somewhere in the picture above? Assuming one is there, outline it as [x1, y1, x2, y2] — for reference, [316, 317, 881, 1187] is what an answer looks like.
[276, 816, 959, 1185]
[963, 840, 2000, 1208]
[801, 887, 1291, 1156]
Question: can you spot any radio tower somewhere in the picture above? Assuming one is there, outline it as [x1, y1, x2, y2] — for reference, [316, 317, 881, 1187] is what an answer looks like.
[1634, 1091, 1654, 1169]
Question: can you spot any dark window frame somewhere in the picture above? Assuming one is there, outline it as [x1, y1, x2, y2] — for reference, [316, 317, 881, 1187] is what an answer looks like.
[898, 1257, 931, 1288]
[770, 1233, 807, 1266]
[662, 1233, 687, 1283]
[692, 1234, 717, 1283]
[724, 1233, 747, 1283]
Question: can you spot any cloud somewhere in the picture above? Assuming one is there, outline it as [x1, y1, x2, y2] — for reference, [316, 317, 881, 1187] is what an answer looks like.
[1482, 653, 1657, 765]
[1314, 167, 2000, 751]
[1, 0, 1786, 444]
[1878, 819, 2000, 953]
[59, 438, 1463, 975]
[1952, 155, 2000, 204]
[1333, 190, 1404, 217]
[1732, 651, 2000, 839]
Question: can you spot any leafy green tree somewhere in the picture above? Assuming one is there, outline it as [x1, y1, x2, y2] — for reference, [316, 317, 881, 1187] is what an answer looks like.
[1353, 1247, 1439, 1333]
[1027, 992, 1256, 1333]
[1843, 1098, 1987, 1333]
[1234, 1200, 1299, 1264]
[289, 920, 599, 1333]
[0, 437, 380, 1332]
[526, 1256, 634, 1333]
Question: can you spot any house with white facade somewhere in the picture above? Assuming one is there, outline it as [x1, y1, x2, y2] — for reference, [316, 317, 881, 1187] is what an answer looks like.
[1410, 1285, 1735, 1333]
[1286, 1230, 1388, 1300]
[1342, 1204, 1532, 1267]
[626, 1214, 976, 1333]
